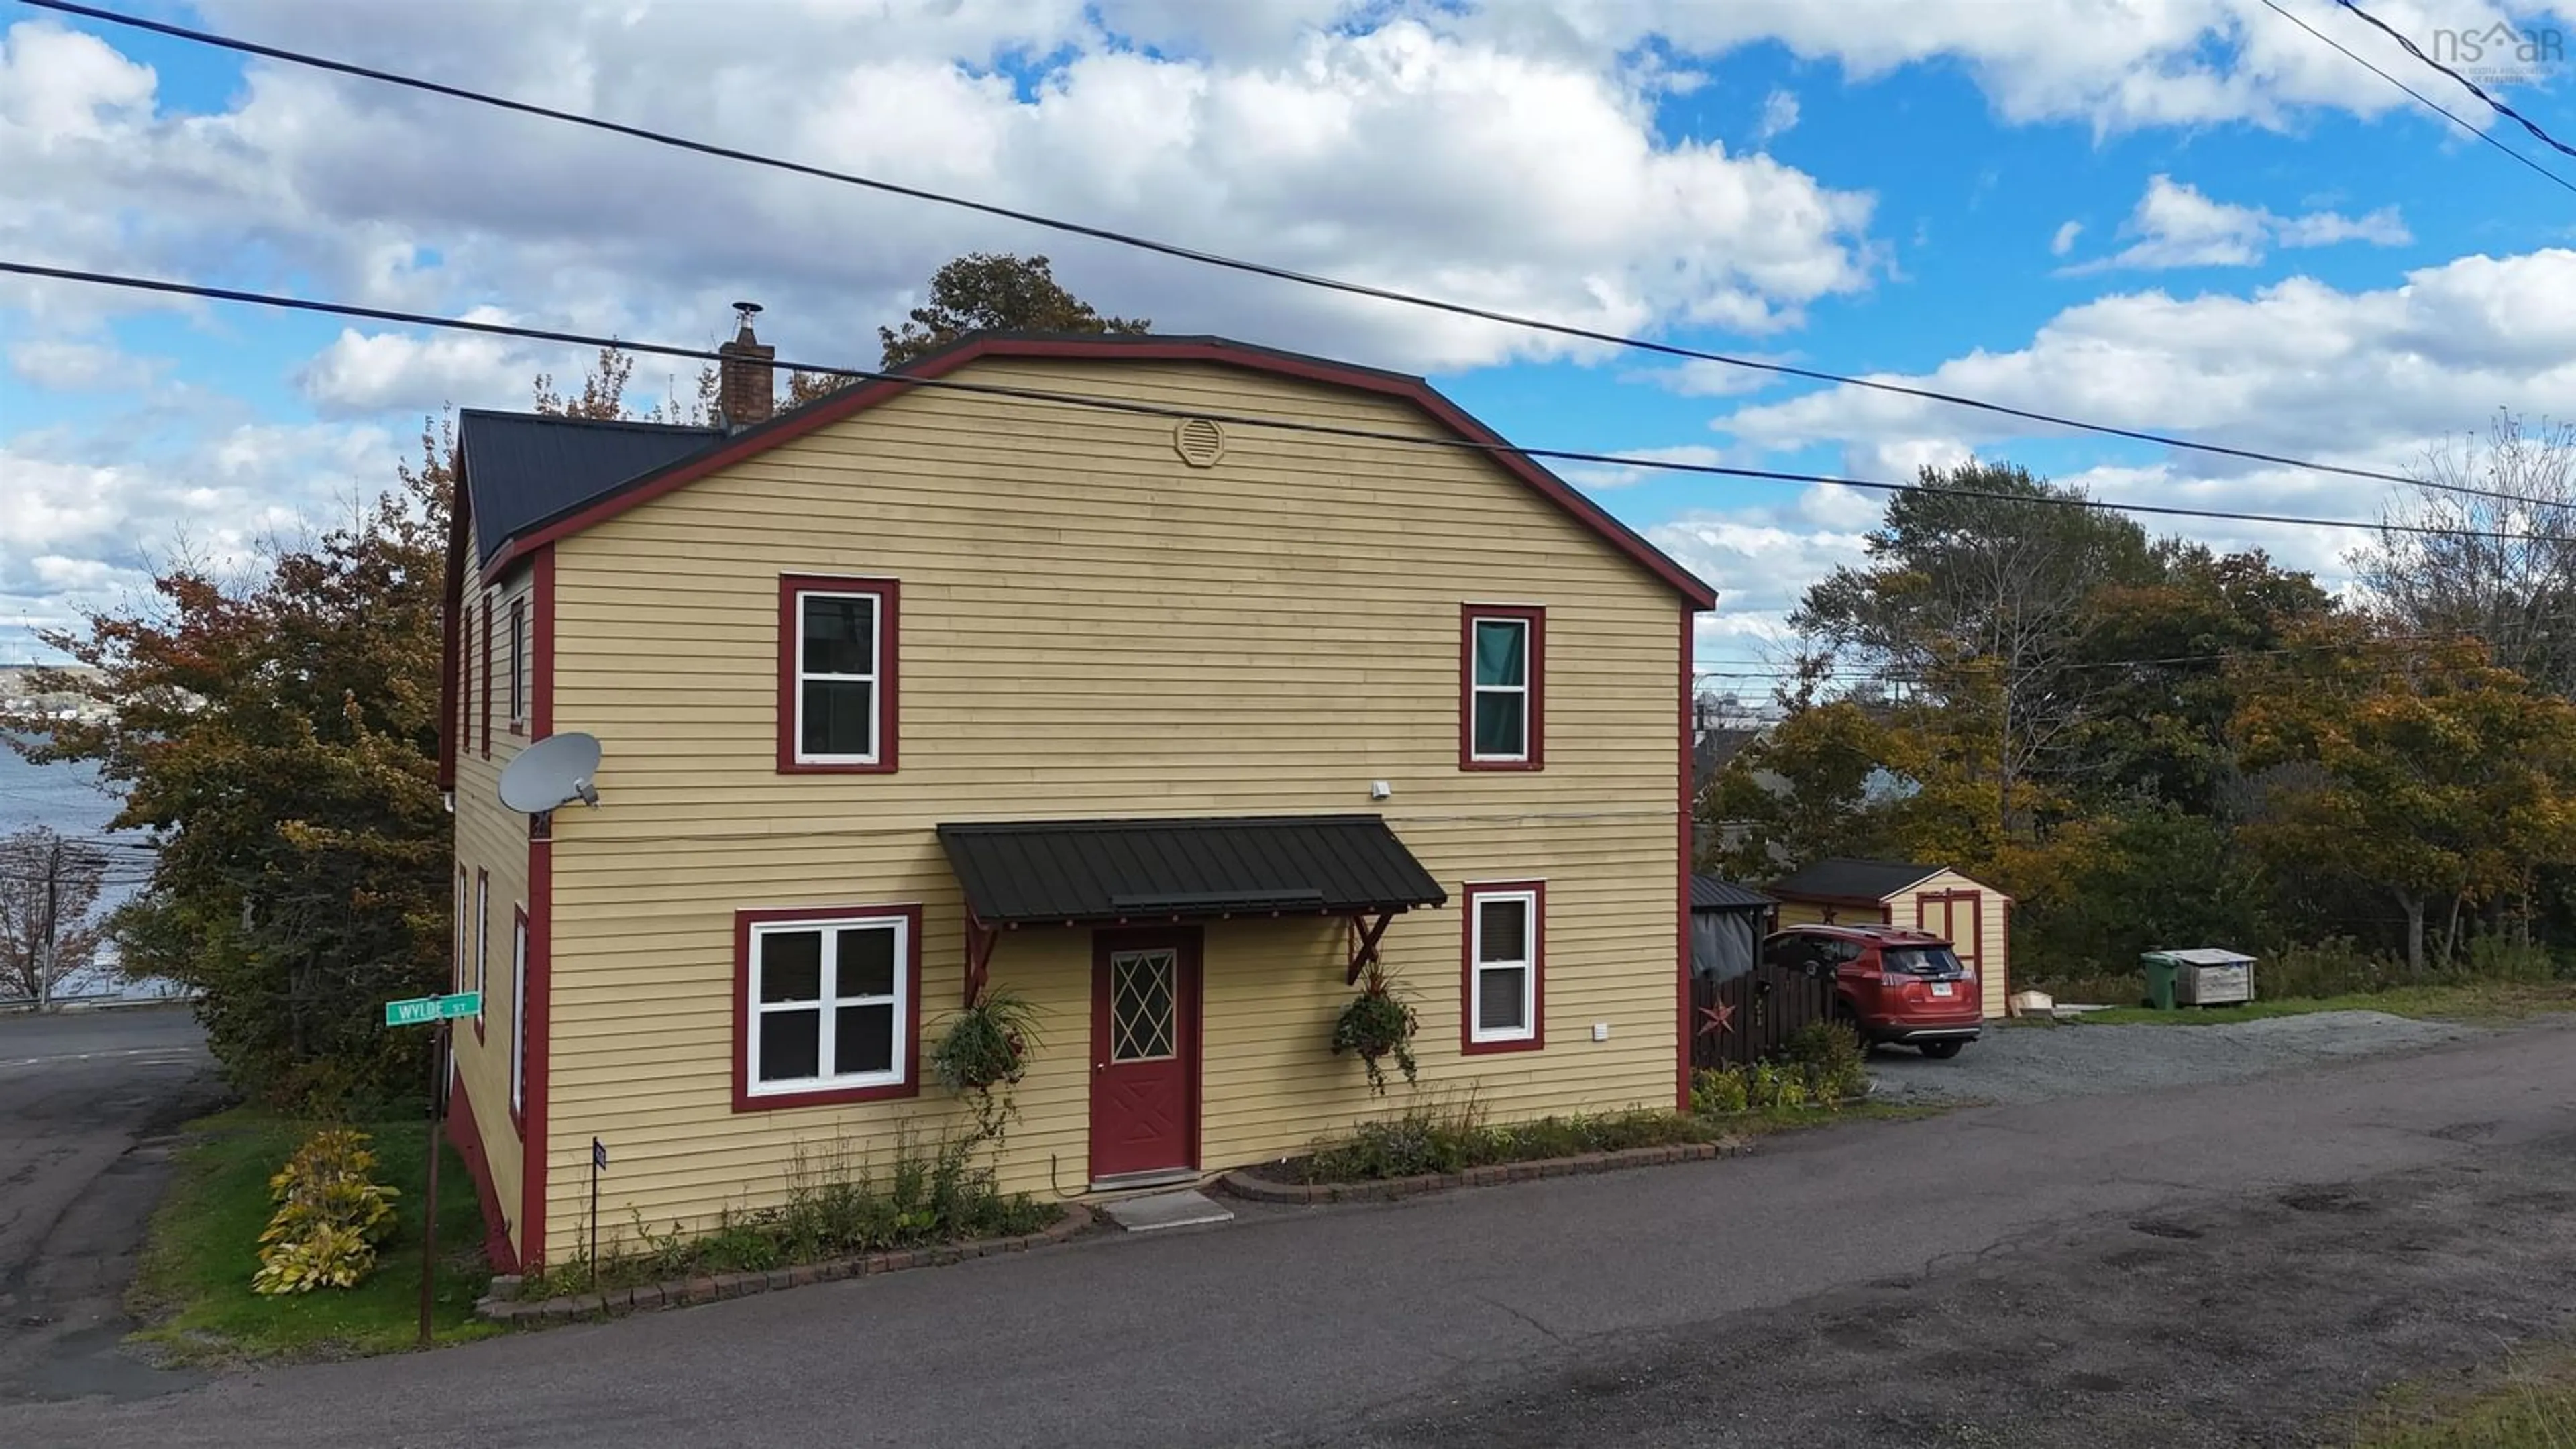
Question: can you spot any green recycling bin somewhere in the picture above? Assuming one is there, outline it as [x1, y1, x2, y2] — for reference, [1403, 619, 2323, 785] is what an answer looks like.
[2139, 952, 2181, 1011]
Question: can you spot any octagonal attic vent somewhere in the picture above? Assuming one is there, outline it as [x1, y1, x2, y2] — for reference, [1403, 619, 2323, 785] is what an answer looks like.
[1172, 417, 1226, 468]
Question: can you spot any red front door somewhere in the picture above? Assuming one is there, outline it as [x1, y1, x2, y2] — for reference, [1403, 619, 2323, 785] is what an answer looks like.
[1089, 928, 1202, 1183]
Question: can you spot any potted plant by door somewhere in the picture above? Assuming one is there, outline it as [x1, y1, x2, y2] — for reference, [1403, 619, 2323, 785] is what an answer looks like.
[1332, 965, 1419, 1095]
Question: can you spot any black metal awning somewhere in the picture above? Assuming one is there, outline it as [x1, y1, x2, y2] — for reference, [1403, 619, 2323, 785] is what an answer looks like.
[936, 814, 1447, 927]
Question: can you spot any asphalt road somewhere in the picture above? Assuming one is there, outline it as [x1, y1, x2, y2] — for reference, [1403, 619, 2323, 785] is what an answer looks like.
[0, 1006, 221, 1407]
[5, 1018, 2574, 1447]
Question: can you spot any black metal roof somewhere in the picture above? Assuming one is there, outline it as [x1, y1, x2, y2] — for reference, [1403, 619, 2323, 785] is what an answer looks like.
[457, 410, 722, 568]
[1768, 858, 1945, 903]
[936, 814, 1447, 926]
[1690, 875, 1774, 912]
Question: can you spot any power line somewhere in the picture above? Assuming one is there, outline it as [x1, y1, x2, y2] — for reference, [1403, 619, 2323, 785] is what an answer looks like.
[2256, 0, 2576, 197]
[2331, 0, 2576, 162]
[11, 260, 2576, 551]
[13, 0, 2538, 507]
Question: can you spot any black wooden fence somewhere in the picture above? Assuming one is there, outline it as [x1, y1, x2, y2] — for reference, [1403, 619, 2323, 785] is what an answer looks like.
[1688, 957, 1839, 1072]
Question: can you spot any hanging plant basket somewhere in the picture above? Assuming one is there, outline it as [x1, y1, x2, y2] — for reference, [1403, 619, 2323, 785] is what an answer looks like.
[1332, 965, 1419, 1096]
[930, 988, 1041, 1095]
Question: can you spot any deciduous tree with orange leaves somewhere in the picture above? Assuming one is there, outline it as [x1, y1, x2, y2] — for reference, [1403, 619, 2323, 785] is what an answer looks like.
[2231, 625, 2576, 975]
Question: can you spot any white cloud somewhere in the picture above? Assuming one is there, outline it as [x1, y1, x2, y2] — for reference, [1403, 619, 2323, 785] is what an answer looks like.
[7, 338, 164, 391]
[1457, 0, 2551, 133]
[1560, 444, 1731, 489]
[2050, 219, 2084, 257]
[0, 12, 1886, 378]
[1690, 247, 2576, 594]
[1628, 356, 1799, 398]
[2059, 174, 2410, 274]
[1756, 87, 1800, 141]
[294, 316, 557, 417]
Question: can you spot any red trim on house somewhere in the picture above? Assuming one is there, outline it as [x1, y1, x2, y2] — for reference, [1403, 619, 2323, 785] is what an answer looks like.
[1459, 604, 1546, 772]
[506, 596, 527, 735]
[437, 488, 468, 793]
[1087, 926, 1205, 1182]
[472, 866, 489, 1046]
[507, 904, 530, 1134]
[443, 1069, 517, 1273]
[729, 903, 926, 1113]
[453, 863, 468, 994]
[479, 336, 1715, 609]
[1675, 608, 1693, 1113]
[1460, 880, 1546, 1057]
[518, 546, 555, 1270]
[478, 598, 492, 759]
[775, 574, 901, 775]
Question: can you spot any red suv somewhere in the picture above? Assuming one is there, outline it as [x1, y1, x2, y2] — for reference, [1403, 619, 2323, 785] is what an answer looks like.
[1762, 924, 1981, 1058]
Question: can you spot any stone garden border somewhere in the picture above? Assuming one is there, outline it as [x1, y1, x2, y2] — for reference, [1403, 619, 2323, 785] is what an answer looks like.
[476, 1204, 1095, 1324]
[1218, 1137, 1752, 1207]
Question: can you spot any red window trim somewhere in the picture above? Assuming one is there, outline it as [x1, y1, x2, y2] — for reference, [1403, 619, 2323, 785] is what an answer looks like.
[506, 904, 529, 1132]
[459, 599, 474, 756]
[472, 867, 490, 1044]
[453, 864, 469, 994]
[1460, 879, 1546, 1055]
[731, 903, 924, 1112]
[506, 597, 527, 736]
[776, 574, 901, 775]
[1460, 604, 1545, 772]
[478, 596, 493, 759]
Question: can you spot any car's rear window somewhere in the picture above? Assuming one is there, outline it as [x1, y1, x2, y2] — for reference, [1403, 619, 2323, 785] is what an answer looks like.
[1881, 946, 1964, 976]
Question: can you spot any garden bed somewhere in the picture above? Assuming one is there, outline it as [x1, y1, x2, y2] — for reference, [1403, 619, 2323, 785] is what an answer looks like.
[1224, 1139, 1743, 1205]
[478, 1205, 1094, 1324]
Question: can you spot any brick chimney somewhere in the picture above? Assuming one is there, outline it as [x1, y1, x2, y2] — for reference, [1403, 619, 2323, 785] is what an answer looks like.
[717, 301, 774, 429]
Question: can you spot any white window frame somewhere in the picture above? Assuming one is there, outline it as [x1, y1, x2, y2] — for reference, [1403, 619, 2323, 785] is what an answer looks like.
[509, 912, 528, 1115]
[473, 871, 490, 1018]
[792, 587, 883, 766]
[1468, 614, 1532, 763]
[745, 913, 909, 1095]
[1468, 887, 1539, 1044]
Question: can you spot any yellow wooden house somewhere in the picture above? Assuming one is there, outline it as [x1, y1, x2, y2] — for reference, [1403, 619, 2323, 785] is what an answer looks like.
[436, 324, 1716, 1271]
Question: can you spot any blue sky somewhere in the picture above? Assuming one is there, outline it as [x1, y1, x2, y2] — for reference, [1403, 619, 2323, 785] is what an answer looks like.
[9, 0, 2576, 685]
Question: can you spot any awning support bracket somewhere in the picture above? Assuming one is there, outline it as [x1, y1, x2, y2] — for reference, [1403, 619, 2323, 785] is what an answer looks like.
[1344, 911, 1397, 985]
[965, 916, 1000, 1007]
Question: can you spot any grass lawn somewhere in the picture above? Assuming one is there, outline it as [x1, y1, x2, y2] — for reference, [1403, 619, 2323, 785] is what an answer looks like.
[130, 1106, 501, 1361]
[2050, 981, 2576, 1028]
[2355, 1341, 2576, 1446]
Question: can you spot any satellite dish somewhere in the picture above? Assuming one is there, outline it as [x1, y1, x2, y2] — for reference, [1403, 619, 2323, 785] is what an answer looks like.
[499, 733, 602, 814]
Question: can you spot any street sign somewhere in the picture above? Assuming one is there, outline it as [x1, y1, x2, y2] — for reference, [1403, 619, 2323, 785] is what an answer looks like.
[384, 991, 481, 1027]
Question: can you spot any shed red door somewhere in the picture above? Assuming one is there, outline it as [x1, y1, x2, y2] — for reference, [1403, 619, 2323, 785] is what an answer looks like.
[1089, 928, 1201, 1183]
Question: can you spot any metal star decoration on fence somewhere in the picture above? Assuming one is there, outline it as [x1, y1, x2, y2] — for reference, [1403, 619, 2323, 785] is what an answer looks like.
[1697, 1000, 1736, 1038]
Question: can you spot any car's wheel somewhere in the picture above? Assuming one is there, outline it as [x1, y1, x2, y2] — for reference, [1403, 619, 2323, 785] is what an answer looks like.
[1919, 1040, 1964, 1060]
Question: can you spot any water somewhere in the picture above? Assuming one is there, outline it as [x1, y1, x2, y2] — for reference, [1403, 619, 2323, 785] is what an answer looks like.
[0, 741, 184, 1001]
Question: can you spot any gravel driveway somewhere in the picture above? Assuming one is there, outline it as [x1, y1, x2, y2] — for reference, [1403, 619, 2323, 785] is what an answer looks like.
[1868, 1009, 2487, 1106]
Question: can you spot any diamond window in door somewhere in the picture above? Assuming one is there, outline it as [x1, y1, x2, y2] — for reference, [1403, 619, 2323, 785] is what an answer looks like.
[1109, 949, 1178, 1062]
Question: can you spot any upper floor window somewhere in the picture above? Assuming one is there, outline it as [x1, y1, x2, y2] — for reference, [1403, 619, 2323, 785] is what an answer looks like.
[1461, 605, 1544, 770]
[779, 576, 900, 773]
